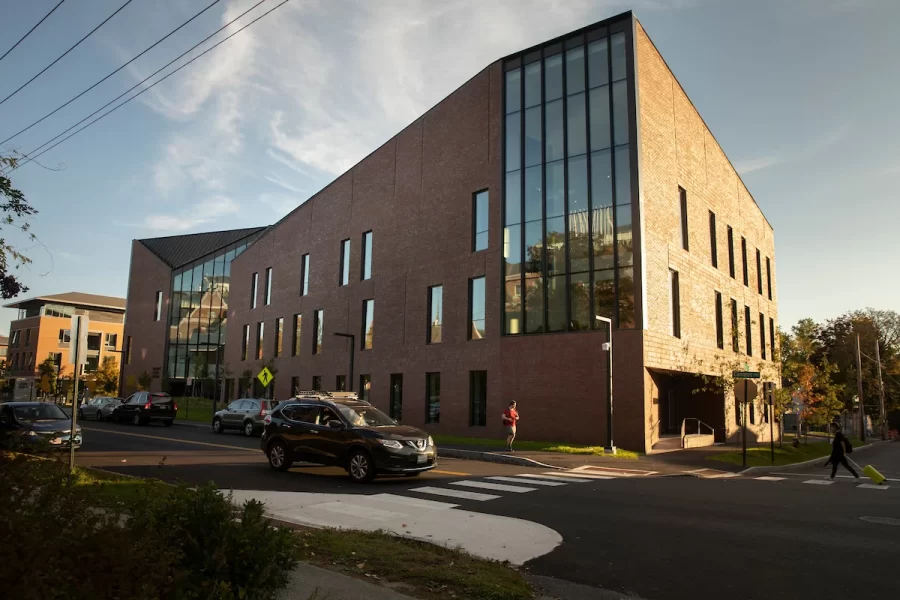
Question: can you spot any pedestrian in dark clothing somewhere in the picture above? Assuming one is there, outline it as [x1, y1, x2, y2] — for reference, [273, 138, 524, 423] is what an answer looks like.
[825, 423, 860, 480]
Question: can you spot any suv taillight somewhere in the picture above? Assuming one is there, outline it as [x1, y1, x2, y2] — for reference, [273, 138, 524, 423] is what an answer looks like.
[143, 402, 152, 410]
[259, 408, 267, 417]
[264, 414, 272, 424]
[173, 403, 178, 411]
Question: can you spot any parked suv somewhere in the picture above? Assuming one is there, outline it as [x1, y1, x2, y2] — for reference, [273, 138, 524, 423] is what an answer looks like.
[261, 398, 436, 482]
[113, 392, 176, 426]
[212, 399, 279, 437]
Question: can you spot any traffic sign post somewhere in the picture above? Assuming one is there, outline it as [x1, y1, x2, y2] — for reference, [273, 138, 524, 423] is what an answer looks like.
[733, 370, 760, 468]
[68, 315, 88, 473]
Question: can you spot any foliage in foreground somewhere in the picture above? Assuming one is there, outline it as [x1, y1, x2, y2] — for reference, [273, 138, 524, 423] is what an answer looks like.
[0, 453, 298, 599]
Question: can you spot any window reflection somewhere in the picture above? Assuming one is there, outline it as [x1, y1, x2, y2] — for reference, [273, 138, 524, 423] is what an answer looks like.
[566, 93, 587, 157]
[590, 86, 611, 151]
[544, 54, 562, 101]
[313, 310, 323, 355]
[525, 107, 542, 167]
[506, 113, 521, 172]
[524, 61, 541, 108]
[505, 69, 521, 113]
[524, 166, 542, 222]
[569, 272, 591, 330]
[428, 286, 442, 344]
[588, 38, 609, 88]
[505, 171, 521, 225]
[470, 277, 486, 340]
[362, 299, 374, 350]
[565, 46, 585, 95]
[545, 100, 564, 162]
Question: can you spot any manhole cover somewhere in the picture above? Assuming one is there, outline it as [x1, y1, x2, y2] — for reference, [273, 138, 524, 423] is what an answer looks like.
[859, 516, 900, 526]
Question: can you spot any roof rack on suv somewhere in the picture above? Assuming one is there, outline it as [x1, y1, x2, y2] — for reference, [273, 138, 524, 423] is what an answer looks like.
[293, 390, 332, 398]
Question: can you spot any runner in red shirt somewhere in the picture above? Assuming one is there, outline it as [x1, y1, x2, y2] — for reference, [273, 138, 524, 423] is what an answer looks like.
[503, 401, 519, 452]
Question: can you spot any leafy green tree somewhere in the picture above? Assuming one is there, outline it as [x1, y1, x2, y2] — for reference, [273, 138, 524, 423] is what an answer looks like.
[93, 356, 119, 394]
[137, 371, 152, 391]
[37, 357, 57, 396]
[0, 156, 38, 298]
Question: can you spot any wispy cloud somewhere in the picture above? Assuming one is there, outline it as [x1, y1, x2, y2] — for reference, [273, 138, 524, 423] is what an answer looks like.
[142, 195, 239, 232]
[735, 121, 852, 175]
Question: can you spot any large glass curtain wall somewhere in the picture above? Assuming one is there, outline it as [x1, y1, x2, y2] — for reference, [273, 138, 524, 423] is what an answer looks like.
[503, 27, 635, 335]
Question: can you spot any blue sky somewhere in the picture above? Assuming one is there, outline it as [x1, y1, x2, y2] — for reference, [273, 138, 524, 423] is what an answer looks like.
[1, 0, 897, 332]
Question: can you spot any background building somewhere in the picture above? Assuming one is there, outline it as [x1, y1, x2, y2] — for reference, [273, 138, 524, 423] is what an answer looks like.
[124, 11, 778, 451]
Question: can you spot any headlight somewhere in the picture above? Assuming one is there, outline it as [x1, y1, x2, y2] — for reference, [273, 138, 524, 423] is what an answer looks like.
[427, 436, 434, 447]
[376, 439, 403, 450]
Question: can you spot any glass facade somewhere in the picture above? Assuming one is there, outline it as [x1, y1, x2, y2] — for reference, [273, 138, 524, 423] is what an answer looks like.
[503, 28, 634, 336]
[166, 238, 255, 382]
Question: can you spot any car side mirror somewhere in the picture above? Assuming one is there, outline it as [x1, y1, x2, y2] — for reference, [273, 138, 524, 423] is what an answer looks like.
[327, 420, 344, 429]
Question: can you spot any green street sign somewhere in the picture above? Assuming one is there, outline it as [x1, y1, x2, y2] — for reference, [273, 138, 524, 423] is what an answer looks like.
[733, 371, 760, 379]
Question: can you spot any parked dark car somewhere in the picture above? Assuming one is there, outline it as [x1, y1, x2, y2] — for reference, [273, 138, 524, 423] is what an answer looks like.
[112, 392, 176, 426]
[77, 396, 122, 421]
[212, 399, 279, 437]
[0, 402, 82, 450]
[260, 397, 436, 483]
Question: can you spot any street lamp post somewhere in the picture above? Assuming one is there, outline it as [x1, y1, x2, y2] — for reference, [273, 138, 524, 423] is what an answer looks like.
[595, 316, 616, 455]
[333, 333, 355, 392]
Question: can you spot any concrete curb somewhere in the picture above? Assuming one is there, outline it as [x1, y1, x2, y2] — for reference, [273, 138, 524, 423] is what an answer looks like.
[174, 420, 209, 429]
[737, 440, 884, 475]
[439, 448, 562, 469]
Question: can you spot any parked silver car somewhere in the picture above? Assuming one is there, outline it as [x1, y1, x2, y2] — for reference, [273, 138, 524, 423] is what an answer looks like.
[77, 397, 122, 421]
[212, 399, 279, 437]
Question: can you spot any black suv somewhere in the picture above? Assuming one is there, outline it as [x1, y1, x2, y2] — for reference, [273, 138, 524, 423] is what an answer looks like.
[112, 392, 177, 426]
[260, 398, 437, 482]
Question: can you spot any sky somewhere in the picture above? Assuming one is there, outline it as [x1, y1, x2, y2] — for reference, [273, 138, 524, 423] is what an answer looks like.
[0, 0, 898, 333]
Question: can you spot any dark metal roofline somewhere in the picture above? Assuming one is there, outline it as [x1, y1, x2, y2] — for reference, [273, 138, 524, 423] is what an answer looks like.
[499, 10, 633, 63]
[137, 226, 269, 269]
[4, 292, 127, 311]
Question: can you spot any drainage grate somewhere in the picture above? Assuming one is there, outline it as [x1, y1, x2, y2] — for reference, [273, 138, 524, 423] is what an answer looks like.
[859, 516, 900, 526]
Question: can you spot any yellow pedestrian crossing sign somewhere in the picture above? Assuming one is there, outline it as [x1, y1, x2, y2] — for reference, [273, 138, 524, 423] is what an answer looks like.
[257, 367, 274, 388]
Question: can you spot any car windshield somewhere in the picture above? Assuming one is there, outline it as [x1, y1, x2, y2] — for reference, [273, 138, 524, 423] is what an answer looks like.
[14, 404, 68, 421]
[336, 404, 397, 427]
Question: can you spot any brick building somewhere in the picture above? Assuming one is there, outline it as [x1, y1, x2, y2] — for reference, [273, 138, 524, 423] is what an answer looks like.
[123, 11, 778, 451]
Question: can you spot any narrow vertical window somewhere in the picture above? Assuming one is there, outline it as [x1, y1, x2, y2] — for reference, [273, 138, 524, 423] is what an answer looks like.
[670, 270, 681, 338]
[470, 370, 487, 426]
[250, 272, 259, 308]
[301, 254, 310, 296]
[744, 306, 752, 356]
[241, 324, 250, 361]
[154, 291, 162, 321]
[274, 317, 283, 358]
[755, 250, 762, 294]
[727, 227, 735, 278]
[390, 374, 403, 421]
[766, 257, 772, 300]
[256, 321, 265, 360]
[425, 372, 441, 424]
[290, 376, 299, 396]
[361, 231, 373, 280]
[769, 318, 776, 359]
[428, 285, 442, 344]
[759, 313, 766, 360]
[469, 276, 485, 340]
[715, 292, 724, 349]
[336, 375, 347, 391]
[731, 299, 739, 352]
[313, 310, 323, 355]
[264, 267, 273, 305]
[741, 237, 748, 286]
[359, 374, 371, 401]
[125, 336, 132, 365]
[362, 299, 374, 350]
[291, 314, 302, 356]
[709, 211, 718, 267]
[679, 187, 689, 251]
[312, 375, 321, 391]
[473, 190, 489, 251]
[339, 239, 350, 286]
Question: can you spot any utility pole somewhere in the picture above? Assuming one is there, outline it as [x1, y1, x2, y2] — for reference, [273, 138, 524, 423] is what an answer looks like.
[68, 315, 84, 473]
[856, 334, 866, 443]
[742, 378, 748, 468]
[768, 383, 775, 465]
[875, 341, 888, 441]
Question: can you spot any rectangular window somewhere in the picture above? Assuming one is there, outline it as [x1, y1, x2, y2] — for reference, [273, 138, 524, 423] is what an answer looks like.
[362, 299, 374, 350]
[125, 336, 132, 365]
[104, 333, 117, 350]
[339, 239, 350, 286]
[10, 330, 19, 347]
[24, 329, 30, 346]
[311, 375, 321, 391]
[154, 291, 162, 321]
[425, 372, 440, 424]
[390, 374, 403, 421]
[769, 318, 776, 359]
[755, 250, 762, 294]
[469, 370, 487, 427]
[250, 272, 259, 308]
[709, 211, 718, 267]
[359, 374, 371, 402]
[301, 254, 310, 296]
[290, 376, 300, 397]
[745, 306, 752, 356]
[731, 299, 739, 352]
[759, 313, 766, 360]
[292, 314, 302, 356]
[670, 270, 681, 338]
[58, 329, 71, 345]
[473, 190, 488, 251]
[679, 187, 689, 251]
[766, 257, 772, 300]
[361, 231, 373, 281]
[265, 267, 273, 305]
[225, 378, 235, 401]
[715, 292, 724, 350]
[242, 324, 250, 360]
[336, 375, 346, 391]
[85, 355, 99, 374]
[750, 398, 756, 425]
[741, 237, 748, 286]
[87, 333, 101, 352]
[727, 226, 735, 278]
[256, 321, 265, 360]
[427, 285, 442, 344]
[469, 276, 485, 340]
[313, 310, 323, 354]
[274, 317, 284, 358]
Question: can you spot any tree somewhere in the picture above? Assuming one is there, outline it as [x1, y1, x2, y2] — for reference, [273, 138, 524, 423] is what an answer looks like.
[0, 156, 38, 298]
[137, 371, 152, 391]
[93, 357, 119, 394]
[37, 357, 57, 396]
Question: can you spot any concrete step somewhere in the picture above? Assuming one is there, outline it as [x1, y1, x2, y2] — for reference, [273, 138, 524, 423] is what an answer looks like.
[683, 433, 716, 449]
[651, 436, 682, 452]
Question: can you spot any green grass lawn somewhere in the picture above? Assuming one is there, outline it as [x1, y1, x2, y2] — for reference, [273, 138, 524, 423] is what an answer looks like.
[176, 397, 216, 423]
[433, 435, 642, 460]
[708, 436, 863, 467]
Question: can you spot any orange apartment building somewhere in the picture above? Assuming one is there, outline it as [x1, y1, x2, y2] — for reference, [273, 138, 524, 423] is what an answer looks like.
[4, 293, 126, 400]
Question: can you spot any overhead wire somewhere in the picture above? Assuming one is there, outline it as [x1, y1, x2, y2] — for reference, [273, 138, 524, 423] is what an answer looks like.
[0, 0, 67, 64]
[0, 0, 137, 106]
[1, 0, 225, 146]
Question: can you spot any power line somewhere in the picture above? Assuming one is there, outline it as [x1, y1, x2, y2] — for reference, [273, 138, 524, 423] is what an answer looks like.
[1, 0, 225, 146]
[0, 0, 137, 106]
[10, 0, 293, 171]
[0, 0, 67, 64]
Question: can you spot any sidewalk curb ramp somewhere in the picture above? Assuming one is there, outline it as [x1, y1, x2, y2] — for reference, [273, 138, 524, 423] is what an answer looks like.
[438, 448, 562, 469]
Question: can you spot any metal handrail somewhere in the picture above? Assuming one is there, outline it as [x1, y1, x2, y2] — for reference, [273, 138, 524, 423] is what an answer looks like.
[682, 418, 715, 437]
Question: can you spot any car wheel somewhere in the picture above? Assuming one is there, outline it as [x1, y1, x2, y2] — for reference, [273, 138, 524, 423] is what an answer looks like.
[212, 418, 223, 434]
[163, 420, 173, 427]
[243, 421, 255, 437]
[132, 413, 142, 426]
[348, 449, 375, 483]
[268, 440, 291, 472]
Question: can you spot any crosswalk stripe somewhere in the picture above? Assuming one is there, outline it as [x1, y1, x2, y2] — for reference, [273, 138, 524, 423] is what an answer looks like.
[409, 486, 500, 501]
[372, 493, 459, 509]
[754, 476, 786, 482]
[515, 473, 594, 483]
[857, 484, 890, 490]
[549, 471, 614, 480]
[486, 476, 567, 487]
[450, 480, 538, 493]
[803, 480, 834, 486]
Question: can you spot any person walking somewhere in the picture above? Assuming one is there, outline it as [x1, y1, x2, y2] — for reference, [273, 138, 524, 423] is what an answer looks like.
[825, 422, 860, 480]
[503, 401, 519, 452]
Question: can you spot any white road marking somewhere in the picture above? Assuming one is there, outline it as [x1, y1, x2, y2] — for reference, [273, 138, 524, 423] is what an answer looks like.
[515, 473, 594, 483]
[371, 493, 458, 510]
[803, 480, 834, 486]
[755, 476, 786, 482]
[409, 486, 500, 501]
[486, 476, 567, 487]
[571, 465, 657, 476]
[451, 480, 538, 493]
[549, 471, 614, 480]
[858, 484, 890, 490]
[771, 472, 900, 482]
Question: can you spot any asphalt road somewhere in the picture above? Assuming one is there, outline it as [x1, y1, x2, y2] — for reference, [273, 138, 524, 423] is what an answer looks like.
[76, 421, 900, 600]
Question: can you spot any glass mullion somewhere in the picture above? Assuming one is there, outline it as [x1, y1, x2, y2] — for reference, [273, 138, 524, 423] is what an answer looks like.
[583, 39, 596, 328]
[519, 65, 527, 334]
[606, 34, 620, 328]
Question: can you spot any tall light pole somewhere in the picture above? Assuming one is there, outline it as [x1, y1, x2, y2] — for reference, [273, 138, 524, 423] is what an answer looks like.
[856, 334, 866, 442]
[333, 333, 355, 392]
[595, 316, 615, 455]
